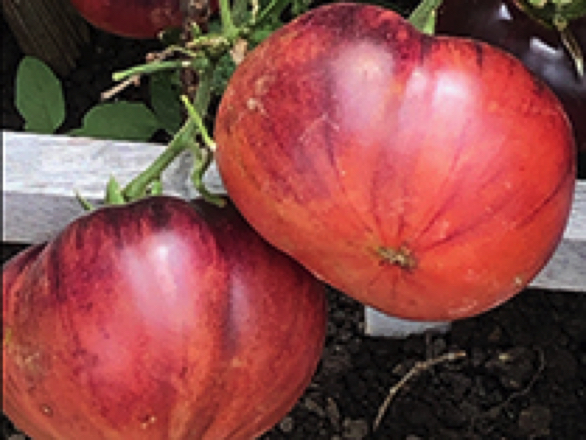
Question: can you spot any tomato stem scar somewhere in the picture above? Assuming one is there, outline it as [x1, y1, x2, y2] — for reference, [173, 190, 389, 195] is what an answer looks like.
[377, 245, 417, 269]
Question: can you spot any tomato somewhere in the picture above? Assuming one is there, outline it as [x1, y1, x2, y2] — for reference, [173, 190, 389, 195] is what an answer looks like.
[214, 3, 576, 321]
[69, 0, 218, 39]
[3, 196, 326, 440]
[435, 0, 586, 166]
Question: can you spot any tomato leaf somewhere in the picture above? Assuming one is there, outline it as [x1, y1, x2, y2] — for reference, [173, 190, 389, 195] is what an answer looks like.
[69, 102, 162, 141]
[212, 53, 237, 95]
[150, 71, 183, 135]
[16, 57, 65, 134]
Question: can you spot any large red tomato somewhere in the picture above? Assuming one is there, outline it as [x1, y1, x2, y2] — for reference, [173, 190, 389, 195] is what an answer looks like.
[214, 3, 576, 321]
[3, 196, 326, 439]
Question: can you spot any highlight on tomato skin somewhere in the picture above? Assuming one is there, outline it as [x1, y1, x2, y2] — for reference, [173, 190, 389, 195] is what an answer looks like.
[2, 196, 327, 440]
[214, 2, 576, 322]
[435, 0, 586, 155]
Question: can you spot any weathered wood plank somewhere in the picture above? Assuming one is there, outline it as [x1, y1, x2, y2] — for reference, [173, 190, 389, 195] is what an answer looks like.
[2, 131, 225, 243]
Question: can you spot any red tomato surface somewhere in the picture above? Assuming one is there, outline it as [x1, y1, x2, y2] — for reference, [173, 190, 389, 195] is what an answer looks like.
[435, 0, 586, 158]
[214, 3, 576, 321]
[3, 196, 326, 439]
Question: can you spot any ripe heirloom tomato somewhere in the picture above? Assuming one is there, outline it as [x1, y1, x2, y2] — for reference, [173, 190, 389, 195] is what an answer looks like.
[3, 196, 326, 439]
[214, 3, 576, 321]
[435, 0, 586, 161]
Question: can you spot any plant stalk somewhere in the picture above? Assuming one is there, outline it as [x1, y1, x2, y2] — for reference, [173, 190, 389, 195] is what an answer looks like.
[121, 120, 198, 200]
[182, 95, 216, 150]
[220, 0, 238, 39]
[113, 60, 190, 82]
[121, 60, 218, 203]
[255, 0, 293, 26]
[193, 63, 214, 114]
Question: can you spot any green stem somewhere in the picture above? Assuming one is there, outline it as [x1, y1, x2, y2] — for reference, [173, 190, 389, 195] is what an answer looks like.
[220, 0, 238, 39]
[75, 192, 95, 211]
[113, 60, 190, 82]
[112, 2, 230, 204]
[120, 61, 217, 202]
[182, 95, 216, 150]
[149, 180, 163, 195]
[190, 145, 226, 207]
[181, 93, 224, 205]
[193, 64, 214, 114]
[121, 120, 197, 200]
[105, 176, 127, 204]
[409, 0, 444, 35]
[255, 0, 293, 27]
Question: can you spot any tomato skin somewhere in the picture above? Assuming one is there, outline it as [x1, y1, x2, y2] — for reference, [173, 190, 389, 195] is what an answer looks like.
[435, 0, 586, 156]
[69, 0, 184, 38]
[214, 3, 576, 321]
[3, 196, 326, 440]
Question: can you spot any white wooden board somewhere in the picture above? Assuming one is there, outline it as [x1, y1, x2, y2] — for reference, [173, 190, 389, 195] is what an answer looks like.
[2, 131, 224, 243]
[3, 130, 585, 337]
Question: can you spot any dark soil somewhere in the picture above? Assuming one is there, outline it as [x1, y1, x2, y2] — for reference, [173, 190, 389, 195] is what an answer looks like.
[2, 6, 585, 440]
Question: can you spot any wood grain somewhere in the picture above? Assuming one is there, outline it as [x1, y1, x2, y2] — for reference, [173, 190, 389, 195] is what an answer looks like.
[2, 131, 225, 243]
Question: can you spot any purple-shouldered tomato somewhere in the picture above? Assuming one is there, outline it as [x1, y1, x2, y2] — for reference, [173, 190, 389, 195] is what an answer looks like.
[3, 196, 326, 439]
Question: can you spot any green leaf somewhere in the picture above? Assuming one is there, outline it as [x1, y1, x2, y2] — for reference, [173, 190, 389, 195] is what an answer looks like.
[249, 26, 278, 45]
[69, 102, 162, 141]
[16, 56, 65, 133]
[150, 71, 183, 135]
[291, 0, 314, 16]
[211, 53, 237, 95]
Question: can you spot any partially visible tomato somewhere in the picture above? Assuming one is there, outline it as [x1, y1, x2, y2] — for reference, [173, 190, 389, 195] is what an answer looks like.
[3, 196, 326, 440]
[435, 0, 586, 166]
[214, 3, 576, 321]
[69, 0, 218, 39]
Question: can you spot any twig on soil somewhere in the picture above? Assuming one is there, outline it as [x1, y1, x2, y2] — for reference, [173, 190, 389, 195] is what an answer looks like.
[500, 346, 545, 406]
[470, 346, 546, 429]
[373, 350, 467, 431]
